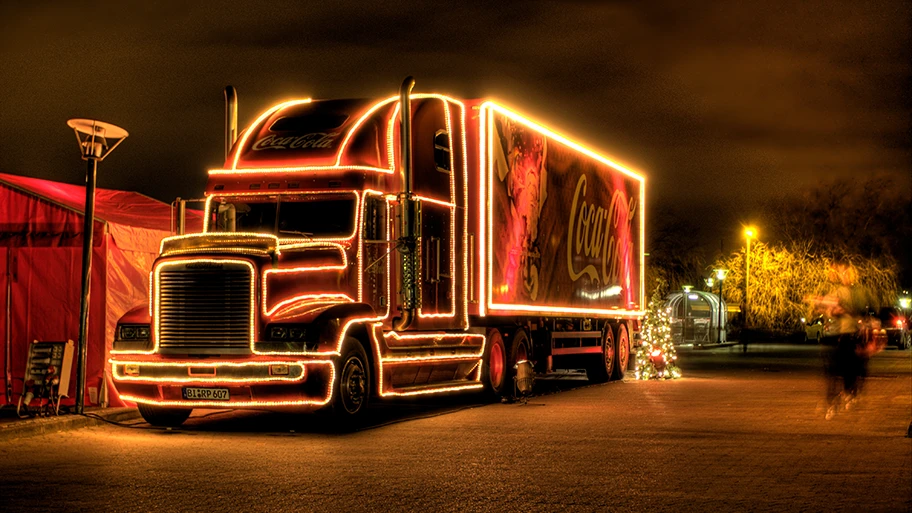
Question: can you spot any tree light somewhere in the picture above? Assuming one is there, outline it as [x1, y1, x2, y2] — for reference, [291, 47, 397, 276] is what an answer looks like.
[635, 283, 681, 380]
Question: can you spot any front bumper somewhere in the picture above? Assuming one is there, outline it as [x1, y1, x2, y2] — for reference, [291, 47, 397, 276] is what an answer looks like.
[110, 358, 334, 408]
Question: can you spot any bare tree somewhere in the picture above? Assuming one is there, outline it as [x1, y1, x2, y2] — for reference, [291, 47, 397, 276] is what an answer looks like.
[765, 176, 910, 265]
[646, 206, 705, 298]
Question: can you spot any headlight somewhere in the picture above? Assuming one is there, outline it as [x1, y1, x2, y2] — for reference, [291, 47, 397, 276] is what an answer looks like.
[268, 325, 307, 341]
[118, 324, 150, 341]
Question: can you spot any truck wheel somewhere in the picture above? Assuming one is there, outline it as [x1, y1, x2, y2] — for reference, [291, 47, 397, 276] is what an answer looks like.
[483, 328, 508, 397]
[509, 329, 531, 367]
[331, 337, 370, 422]
[508, 329, 532, 393]
[587, 327, 615, 384]
[900, 331, 911, 350]
[137, 403, 192, 427]
[613, 323, 630, 381]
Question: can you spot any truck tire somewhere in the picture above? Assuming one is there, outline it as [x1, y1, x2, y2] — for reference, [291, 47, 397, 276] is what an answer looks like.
[508, 329, 531, 368]
[587, 326, 615, 384]
[613, 323, 630, 381]
[507, 329, 532, 393]
[137, 403, 192, 427]
[331, 337, 370, 423]
[482, 328, 508, 397]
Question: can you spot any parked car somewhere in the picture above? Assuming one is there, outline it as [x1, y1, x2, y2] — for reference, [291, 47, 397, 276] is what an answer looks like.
[869, 307, 911, 350]
[801, 315, 831, 343]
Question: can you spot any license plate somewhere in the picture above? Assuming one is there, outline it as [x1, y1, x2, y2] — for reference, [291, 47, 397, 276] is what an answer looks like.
[182, 387, 229, 401]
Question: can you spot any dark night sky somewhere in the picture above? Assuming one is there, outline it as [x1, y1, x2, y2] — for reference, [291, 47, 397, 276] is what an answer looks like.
[1, 1, 909, 256]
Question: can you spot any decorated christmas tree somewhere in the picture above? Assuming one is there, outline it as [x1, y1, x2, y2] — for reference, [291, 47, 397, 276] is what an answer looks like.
[635, 281, 682, 380]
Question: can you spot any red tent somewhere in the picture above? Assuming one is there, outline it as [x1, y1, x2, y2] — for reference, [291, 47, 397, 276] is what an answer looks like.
[0, 172, 178, 408]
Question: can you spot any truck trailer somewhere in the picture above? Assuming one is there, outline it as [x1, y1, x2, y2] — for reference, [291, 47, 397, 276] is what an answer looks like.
[110, 78, 645, 426]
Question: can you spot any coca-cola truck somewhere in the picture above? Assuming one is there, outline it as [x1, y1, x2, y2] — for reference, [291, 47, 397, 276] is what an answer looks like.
[111, 78, 645, 427]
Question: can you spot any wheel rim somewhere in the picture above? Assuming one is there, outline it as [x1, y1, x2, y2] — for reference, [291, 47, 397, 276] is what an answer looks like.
[516, 341, 529, 362]
[618, 331, 629, 372]
[490, 335, 505, 389]
[604, 333, 615, 372]
[340, 355, 366, 414]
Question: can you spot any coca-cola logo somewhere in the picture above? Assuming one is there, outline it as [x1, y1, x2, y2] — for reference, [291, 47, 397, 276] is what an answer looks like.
[565, 174, 637, 286]
[252, 132, 338, 151]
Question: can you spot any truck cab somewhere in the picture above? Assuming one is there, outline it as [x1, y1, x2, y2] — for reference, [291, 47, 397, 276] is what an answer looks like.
[112, 88, 486, 426]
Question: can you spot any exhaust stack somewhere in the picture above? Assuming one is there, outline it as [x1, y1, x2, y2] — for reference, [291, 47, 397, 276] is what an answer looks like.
[224, 86, 238, 159]
[394, 76, 419, 331]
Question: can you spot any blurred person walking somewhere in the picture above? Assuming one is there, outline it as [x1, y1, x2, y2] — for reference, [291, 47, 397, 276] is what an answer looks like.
[817, 264, 869, 419]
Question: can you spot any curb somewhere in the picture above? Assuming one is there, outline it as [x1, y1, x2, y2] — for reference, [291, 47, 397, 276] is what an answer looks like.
[0, 407, 141, 441]
[678, 342, 740, 350]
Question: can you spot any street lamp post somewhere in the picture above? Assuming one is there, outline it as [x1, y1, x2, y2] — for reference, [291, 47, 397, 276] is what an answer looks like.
[682, 285, 693, 344]
[704, 277, 716, 343]
[714, 268, 728, 343]
[67, 119, 128, 414]
[743, 227, 757, 352]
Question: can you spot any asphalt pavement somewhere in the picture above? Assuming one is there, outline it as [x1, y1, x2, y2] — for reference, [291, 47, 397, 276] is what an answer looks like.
[1, 342, 909, 512]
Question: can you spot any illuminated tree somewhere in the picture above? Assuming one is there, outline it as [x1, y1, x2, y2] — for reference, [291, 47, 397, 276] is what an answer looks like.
[636, 279, 681, 380]
[764, 175, 911, 285]
[645, 177, 906, 332]
[712, 241, 899, 331]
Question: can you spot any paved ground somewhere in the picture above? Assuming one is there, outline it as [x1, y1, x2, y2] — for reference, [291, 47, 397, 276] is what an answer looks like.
[0, 343, 909, 512]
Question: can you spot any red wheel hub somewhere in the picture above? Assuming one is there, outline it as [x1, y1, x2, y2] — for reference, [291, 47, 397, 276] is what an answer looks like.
[490, 338, 505, 388]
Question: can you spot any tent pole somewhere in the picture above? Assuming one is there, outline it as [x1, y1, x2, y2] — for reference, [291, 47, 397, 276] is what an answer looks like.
[76, 158, 98, 415]
[5, 248, 11, 403]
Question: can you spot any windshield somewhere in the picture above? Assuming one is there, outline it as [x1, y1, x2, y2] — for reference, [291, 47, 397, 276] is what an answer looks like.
[211, 194, 357, 239]
[877, 307, 903, 322]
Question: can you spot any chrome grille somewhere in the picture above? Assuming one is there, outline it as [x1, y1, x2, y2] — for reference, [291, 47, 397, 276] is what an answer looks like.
[157, 263, 253, 353]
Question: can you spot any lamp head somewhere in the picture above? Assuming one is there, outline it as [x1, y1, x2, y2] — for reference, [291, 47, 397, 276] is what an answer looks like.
[67, 119, 128, 161]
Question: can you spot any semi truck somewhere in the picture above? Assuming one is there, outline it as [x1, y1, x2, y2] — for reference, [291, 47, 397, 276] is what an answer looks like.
[110, 77, 645, 427]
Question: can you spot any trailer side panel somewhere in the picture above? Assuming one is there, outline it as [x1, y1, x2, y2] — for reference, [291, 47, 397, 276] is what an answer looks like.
[483, 103, 644, 317]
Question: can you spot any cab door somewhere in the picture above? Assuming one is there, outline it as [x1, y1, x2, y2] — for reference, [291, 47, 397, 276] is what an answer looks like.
[419, 200, 453, 317]
[361, 194, 390, 315]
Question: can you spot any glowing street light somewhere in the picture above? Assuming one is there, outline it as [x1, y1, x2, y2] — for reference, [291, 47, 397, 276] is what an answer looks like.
[744, 227, 757, 320]
[743, 227, 757, 349]
[67, 119, 128, 414]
